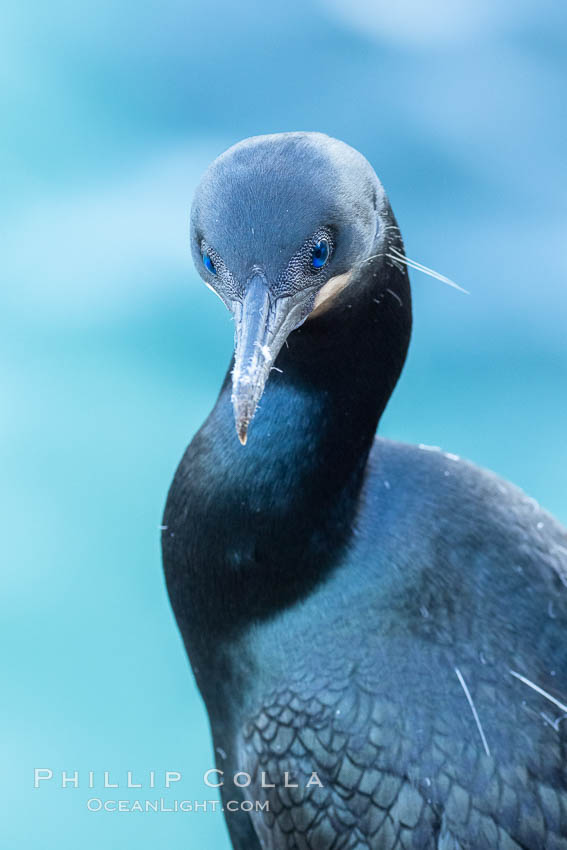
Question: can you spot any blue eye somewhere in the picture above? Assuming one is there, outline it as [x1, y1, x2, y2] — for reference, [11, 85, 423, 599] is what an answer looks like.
[202, 252, 216, 275]
[311, 239, 330, 269]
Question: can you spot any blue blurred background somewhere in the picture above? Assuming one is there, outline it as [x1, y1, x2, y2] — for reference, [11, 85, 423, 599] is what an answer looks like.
[2, 0, 566, 846]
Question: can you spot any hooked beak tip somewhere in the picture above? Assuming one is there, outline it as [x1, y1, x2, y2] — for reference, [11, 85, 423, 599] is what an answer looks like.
[237, 421, 249, 446]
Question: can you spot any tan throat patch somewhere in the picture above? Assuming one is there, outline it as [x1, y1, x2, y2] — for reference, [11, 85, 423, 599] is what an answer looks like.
[309, 271, 352, 319]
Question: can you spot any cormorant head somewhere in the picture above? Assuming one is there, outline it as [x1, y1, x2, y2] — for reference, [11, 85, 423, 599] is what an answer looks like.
[190, 132, 389, 445]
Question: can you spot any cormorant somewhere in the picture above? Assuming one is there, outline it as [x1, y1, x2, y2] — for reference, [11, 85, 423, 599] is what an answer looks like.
[162, 132, 567, 849]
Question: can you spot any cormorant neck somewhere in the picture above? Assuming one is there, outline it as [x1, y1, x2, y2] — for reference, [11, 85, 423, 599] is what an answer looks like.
[163, 242, 411, 643]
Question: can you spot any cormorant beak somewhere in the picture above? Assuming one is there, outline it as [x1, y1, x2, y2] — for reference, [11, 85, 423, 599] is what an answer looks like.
[231, 273, 312, 445]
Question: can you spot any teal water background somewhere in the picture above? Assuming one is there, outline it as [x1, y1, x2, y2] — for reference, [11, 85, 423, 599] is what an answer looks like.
[1, 1, 566, 847]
